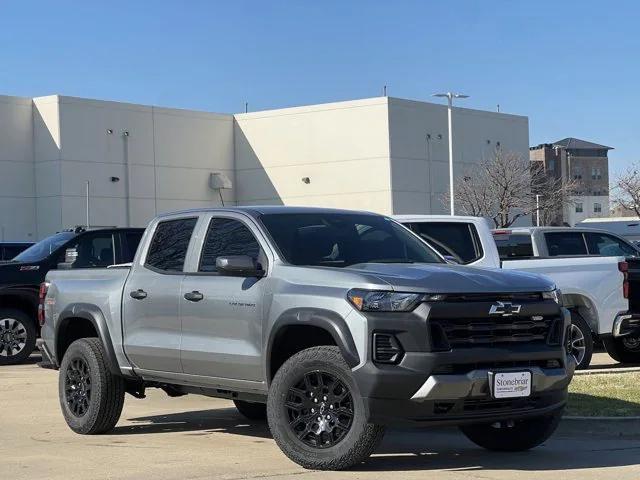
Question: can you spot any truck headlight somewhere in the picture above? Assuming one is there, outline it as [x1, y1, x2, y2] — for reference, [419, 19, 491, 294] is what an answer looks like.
[347, 289, 422, 312]
[542, 289, 562, 305]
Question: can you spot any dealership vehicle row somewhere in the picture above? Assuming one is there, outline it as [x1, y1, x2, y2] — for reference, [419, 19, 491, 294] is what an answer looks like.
[1, 206, 639, 471]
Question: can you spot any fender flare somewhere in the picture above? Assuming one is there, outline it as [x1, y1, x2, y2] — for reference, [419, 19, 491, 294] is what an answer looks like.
[266, 308, 361, 380]
[55, 303, 120, 375]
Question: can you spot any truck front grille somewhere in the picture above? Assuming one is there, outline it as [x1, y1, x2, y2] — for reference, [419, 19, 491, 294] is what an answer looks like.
[430, 315, 561, 350]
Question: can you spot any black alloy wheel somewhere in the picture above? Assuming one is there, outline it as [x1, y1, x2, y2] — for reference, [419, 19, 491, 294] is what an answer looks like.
[285, 370, 354, 449]
[64, 357, 92, 417]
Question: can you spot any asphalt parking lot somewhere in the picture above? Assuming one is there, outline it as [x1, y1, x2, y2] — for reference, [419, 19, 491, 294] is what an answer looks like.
[3, 354, 640, 480]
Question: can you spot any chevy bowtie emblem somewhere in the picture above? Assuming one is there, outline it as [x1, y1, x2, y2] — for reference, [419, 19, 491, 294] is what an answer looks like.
[489, 301, 521, 317]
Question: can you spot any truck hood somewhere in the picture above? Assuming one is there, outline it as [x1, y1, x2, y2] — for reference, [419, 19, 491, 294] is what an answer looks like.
[343, 263, 555, 294]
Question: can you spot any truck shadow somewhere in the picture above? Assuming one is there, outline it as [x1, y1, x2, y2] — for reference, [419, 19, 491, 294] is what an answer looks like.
[113, 407, 640, 472]
[112, 408, 271, 438]
[358, 424, 640, 472]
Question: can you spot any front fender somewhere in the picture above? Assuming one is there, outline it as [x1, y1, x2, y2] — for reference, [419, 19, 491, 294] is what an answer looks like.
[266, 308, 361, 380]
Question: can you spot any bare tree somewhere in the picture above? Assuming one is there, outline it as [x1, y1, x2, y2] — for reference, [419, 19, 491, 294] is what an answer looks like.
[612, 166, 640, 217]
[444, 149, 575, 228]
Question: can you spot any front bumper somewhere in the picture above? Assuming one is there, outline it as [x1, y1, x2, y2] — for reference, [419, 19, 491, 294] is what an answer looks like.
[351, 304, 574, 427]
[613, 313, 640, 338]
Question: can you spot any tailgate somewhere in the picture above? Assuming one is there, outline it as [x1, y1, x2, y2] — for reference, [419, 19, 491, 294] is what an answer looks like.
[626, 257, 640, 313]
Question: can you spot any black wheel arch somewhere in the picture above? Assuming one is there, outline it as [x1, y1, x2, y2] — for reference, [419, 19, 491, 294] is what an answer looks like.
[0, 288, 39, 325]
[55, 303, 120, 375]
[266, 308, 360, 383]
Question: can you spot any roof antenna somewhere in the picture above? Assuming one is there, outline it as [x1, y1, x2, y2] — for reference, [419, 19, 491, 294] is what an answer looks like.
[496, 104, 500, 112]
[383, 85, 387, 97]
[245, 102, 248, 113]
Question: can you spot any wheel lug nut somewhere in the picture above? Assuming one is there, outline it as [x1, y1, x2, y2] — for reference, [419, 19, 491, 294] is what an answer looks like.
[314, 398, 318, 403]
[317, 417, 321, 421]
[330, 405, 334, 409]
[323, 396, 327, 401]
[311, 408, 315, 413]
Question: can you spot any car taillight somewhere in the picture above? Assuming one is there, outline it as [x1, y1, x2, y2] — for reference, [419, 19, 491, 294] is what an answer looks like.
[619, 262, 629, 299]
[38, 282, 50, 326]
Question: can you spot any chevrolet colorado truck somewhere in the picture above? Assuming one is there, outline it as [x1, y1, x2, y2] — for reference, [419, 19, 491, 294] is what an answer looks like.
[40, 207, 574, 470]
[395, 215, 640, 369]
[0, 226, 143, 364]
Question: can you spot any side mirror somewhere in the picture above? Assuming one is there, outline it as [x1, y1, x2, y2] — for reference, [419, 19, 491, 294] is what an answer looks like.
[216, 255, 264, 277]
[57, 248, 78, 270]
[443, 255, 461, 265]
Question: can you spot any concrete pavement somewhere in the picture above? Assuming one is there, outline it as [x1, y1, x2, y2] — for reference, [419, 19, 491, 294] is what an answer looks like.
[2, 356, 640, 480]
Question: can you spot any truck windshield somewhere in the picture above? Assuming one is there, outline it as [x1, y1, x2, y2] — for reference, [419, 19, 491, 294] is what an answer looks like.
[260, 213, 443, 267]
[13, 232, 75, 263]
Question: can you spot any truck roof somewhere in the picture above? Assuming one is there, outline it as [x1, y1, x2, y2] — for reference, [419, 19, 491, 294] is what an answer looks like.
[156, 205, 379, 219]
[393, 214, 489, 224]
[492, 226, 615, 235]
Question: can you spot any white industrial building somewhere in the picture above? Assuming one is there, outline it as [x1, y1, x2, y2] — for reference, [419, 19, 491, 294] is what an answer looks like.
[0, 94, 529, 240]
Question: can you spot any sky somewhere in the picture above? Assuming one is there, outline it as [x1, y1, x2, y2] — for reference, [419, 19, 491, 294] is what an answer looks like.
[1, 0, 638, 178]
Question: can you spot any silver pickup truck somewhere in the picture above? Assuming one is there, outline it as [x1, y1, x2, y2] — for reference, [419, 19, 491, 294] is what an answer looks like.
[39, 206, 574, 470]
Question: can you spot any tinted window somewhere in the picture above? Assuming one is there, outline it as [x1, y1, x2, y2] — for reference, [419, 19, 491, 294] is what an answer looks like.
[545, 232, 588, 256]
[199, 218, 261, 272]
[70, 233, 115, 268]
[260, 213, 442, 267]
[2, 245, 29, 260]
[493, 233, 534, 259]
[585, 232, 638, 257]
[146, 218, 197, 272]
[14, 232, 75, 262]
[407, 222, 482, 264]
[122, 231, 144, 263]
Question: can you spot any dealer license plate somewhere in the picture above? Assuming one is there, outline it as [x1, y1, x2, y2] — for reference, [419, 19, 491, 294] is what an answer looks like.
[491, 371, 532, 399]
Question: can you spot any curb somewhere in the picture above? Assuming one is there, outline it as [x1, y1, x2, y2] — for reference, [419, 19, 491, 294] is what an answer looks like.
[563, 415, 640, 421]
[574, 366, 640, 376]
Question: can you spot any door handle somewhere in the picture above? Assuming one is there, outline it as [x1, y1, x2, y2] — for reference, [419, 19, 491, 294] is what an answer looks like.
[184, 290, 204, 302]
[129, 289, 147, 300]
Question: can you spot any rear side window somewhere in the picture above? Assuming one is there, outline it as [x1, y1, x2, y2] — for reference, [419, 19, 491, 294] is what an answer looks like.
[545, 232, 588, 256]
[145, 218, 197, 272]
[199, 218, 261, 272]
[406, 222, 482, 264]
[2, 246, 26, 260]
[493, 233, 534, 259]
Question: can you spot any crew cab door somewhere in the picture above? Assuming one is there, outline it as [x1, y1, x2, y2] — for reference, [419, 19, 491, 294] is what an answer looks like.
[180, 214, 268, 382]
[122, 217, 198, 373]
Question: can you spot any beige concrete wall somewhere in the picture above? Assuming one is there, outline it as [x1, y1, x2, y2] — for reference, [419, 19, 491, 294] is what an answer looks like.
[387, 97, 530, 216]
[234, 98, 393, 214]
[0, 95, 36, 241]
[31, 96, 235, 237]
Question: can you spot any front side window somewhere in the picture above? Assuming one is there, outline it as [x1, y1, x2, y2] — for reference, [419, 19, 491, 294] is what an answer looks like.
[71, 233, 115, 268]
[260, 213, 442, 267]
[585, 233, 638, 257]
[145, 218, 197, 272]
[407, 222, 482, 264]
[199, 218, 261, 272]
[545, 232, 587, 256]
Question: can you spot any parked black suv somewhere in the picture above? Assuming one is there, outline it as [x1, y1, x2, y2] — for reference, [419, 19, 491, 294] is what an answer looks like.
[0, 242, 34, 261]
[0, 226, 143, 365]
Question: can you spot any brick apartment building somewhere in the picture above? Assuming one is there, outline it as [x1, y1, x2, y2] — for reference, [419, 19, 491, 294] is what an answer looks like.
[530, 137, 612, 226]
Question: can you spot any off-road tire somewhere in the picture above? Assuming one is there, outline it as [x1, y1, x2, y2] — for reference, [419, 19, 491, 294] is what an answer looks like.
[569, 310, 593, 370]
[59, 338, 125, 434]
[460, 407, 563, 451]
[603, 336, 640, 364]
[0, 308, 36, 365]
[267, 346, 385, 470]
[234, 400, 267, 420]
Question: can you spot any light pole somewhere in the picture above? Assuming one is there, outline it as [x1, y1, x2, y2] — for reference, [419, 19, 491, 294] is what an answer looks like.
[433, 92, 469, 215]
